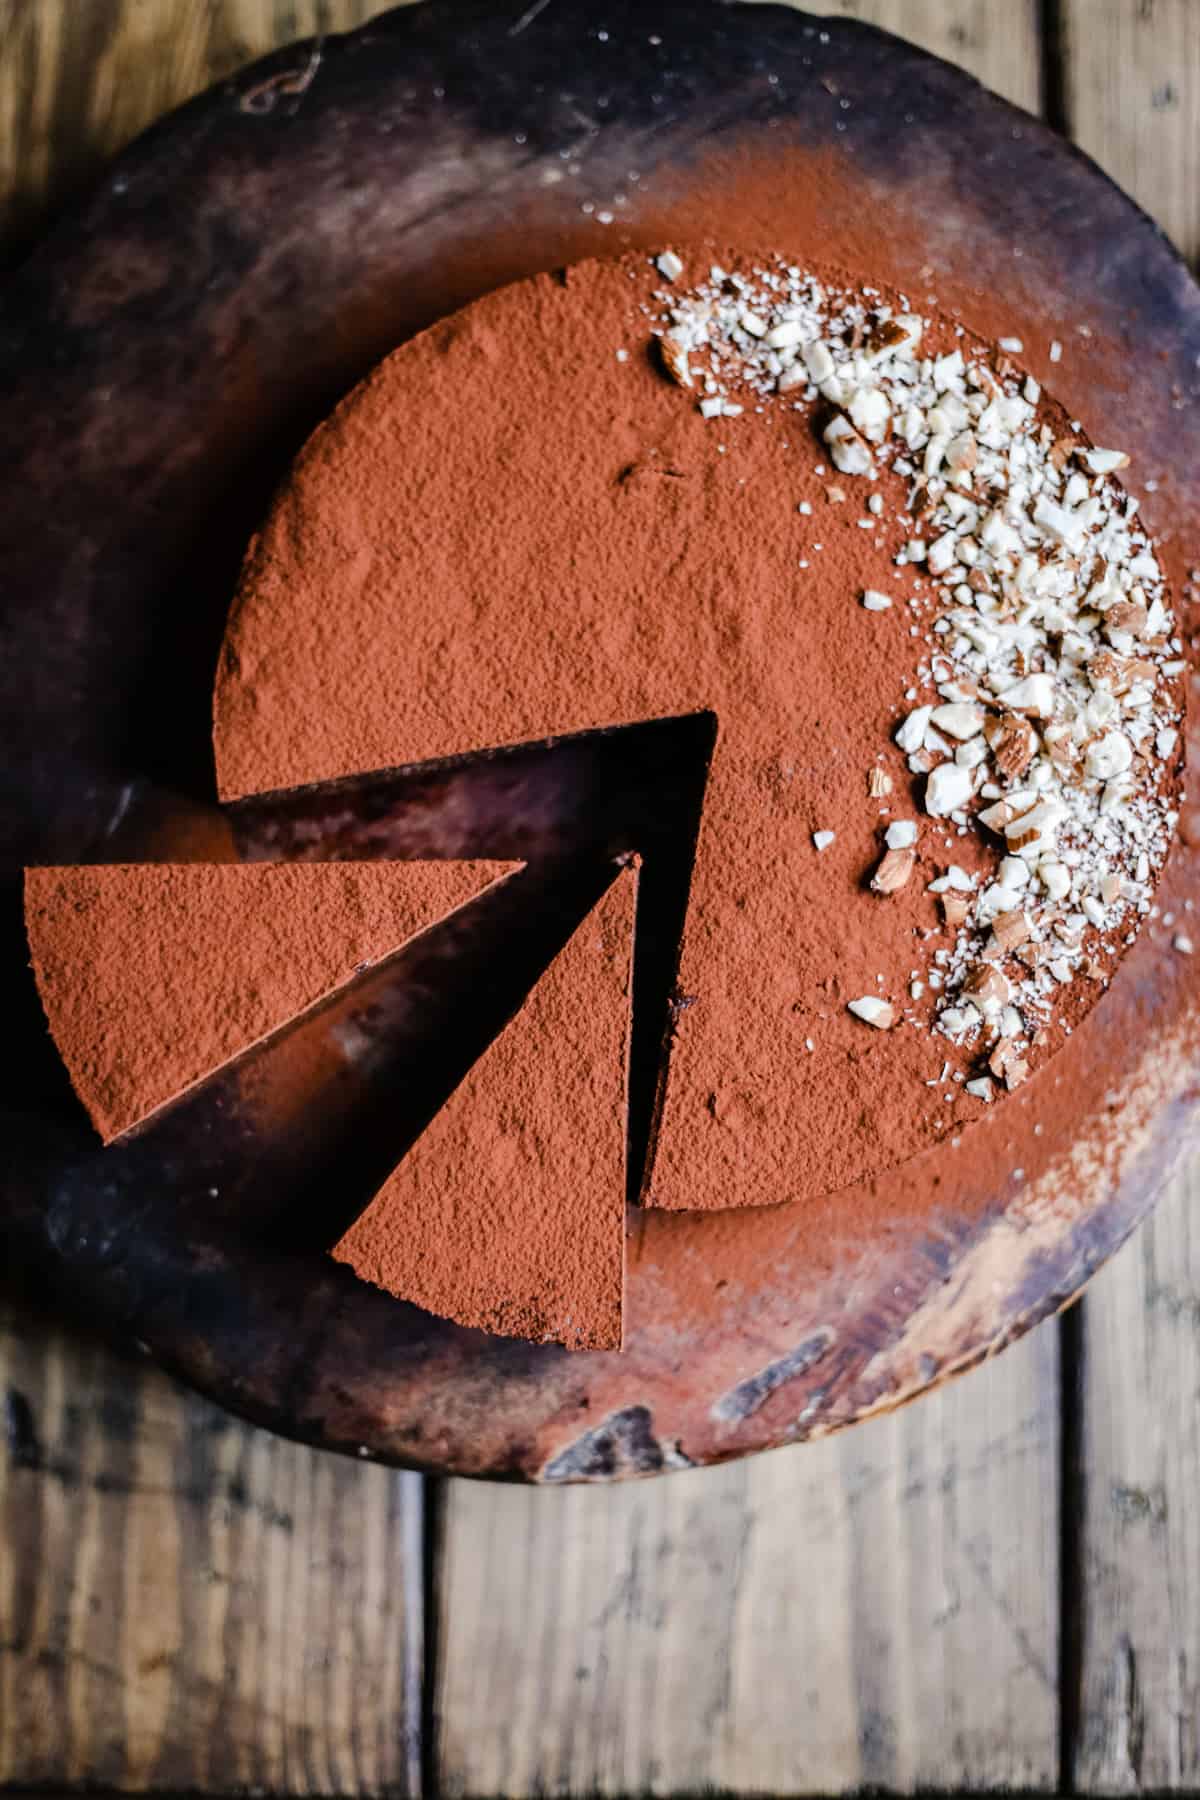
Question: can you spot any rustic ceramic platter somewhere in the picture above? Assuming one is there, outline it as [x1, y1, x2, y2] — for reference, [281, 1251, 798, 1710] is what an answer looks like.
[3, 0, 1198, 1480]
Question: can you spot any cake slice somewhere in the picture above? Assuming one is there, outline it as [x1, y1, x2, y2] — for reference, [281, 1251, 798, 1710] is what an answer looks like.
[333, 865, 634, 1351]
[25, 861, 517, 1142]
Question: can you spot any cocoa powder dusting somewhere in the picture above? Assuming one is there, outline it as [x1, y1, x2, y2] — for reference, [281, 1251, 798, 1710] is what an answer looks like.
[215, 249, 1181, 1216]
[25, 861, 513, 1142]
[333, 868, 633, 1351]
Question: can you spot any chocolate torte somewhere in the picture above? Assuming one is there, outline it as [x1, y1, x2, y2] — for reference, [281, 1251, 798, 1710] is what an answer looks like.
[29, 247, 1186, 1349]
[215, 249, 1185, 1211]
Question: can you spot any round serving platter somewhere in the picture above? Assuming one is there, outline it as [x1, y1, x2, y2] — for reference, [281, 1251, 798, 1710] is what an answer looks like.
[2, 0, 1198, 1481]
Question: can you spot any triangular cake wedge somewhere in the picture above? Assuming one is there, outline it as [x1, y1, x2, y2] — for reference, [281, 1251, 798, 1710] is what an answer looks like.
[333, 865, 634, 1351]
[25, 861, 517, 1142]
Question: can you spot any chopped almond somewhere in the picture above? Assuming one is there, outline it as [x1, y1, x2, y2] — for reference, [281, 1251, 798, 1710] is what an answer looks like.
[963, 964, 1011, 1008]
[659, 335, 692, 388]
[1089, 650, 1156, 695]
[866, 317, 916, 358]
[871, 847, 916, 894]
[847, 996, 895, 1029]
[984, 711, 1038, 780]
[978, 798, 1016, 833]
[989, 1040, 1030, 1089]
[990, 909, 1030, 953]
[1106, 598, 1148, 638]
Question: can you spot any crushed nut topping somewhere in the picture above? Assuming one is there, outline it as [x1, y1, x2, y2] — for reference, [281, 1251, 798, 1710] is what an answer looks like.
[645, 254, 1184, 1092]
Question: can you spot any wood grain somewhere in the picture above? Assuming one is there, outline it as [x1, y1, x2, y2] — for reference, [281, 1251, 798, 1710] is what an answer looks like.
[0, 1293, 423, 1792]
[437, 1329, 1061, 1794]
[1061, 0, 1200, 267]
[1061, 9, 1200, 1787]
[1070, 1164, 1200, 1791]
[0, 0, 395, 255]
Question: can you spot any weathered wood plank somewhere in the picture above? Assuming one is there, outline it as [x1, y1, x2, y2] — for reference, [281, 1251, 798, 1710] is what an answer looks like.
[437, 1329, 1061, 1794]
[0, 1294, 424, 1791]
[1061, 0, 1200, 266]
[1059, 5, 1200, 1788]
[0, 0, 391, 254]
[1071, 1163, 1200, 1791]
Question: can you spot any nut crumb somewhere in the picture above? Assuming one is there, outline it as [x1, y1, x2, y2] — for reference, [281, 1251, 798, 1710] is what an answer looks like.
[990, 909, 1030, 953]
[848, 996, 895, 1029]
[871, 847, 916, 893]
[658, 335, 692, 387]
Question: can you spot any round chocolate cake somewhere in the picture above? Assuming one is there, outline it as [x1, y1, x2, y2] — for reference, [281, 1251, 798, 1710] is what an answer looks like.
[28, 247, 1187, 1353]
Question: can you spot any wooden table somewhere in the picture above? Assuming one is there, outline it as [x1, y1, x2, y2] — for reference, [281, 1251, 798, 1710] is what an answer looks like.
[2, 1, 1198, 1790]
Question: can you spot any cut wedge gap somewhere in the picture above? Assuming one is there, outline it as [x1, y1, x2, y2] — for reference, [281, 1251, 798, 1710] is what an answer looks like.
[624, 714, 719, 1207]
[227, 709, 720, 1213]
[228, 711, 720, 867]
